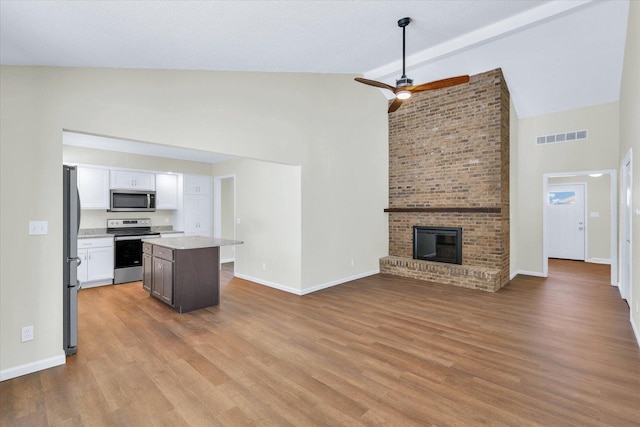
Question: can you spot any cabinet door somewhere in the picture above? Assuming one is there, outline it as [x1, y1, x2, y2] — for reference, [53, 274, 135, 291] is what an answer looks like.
[77, 167, 110, 209]
[160, 259, 173, 305]
[111, 170, 155, 190]
[87, 247, 114, 281]
[155, 174, 178, 209]
[133, 172, 155, 190]
[184, 175, 211, 195]
[152, 257, 163, 299]
[110, 170, 135, 189]
[142, 253, 152, 293]
[183, 195, 211, 236]
[77, 249, 88, 283]
[195, 196, 212, 236]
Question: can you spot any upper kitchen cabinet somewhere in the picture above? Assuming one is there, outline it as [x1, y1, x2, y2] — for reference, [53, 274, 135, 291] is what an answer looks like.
[77, 166, 110, 209]
[110, 170, 155, 190]
[155, 173, 178, 210]
[184, 174, 211, 195]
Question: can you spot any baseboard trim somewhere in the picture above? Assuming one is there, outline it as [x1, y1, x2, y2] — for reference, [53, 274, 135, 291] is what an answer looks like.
[220, 258, 235, 264]
[512, 270, 547, 278]
[631, 316, 640, 348]
[234, 273, 302, 295]
[300, 270, 379, 295]
[0, 353, 66, 382]
[586, 258, 611, 265]
[234, 270, 380, 296]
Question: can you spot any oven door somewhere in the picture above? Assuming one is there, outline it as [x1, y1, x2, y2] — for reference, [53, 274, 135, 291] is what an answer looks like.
[114, 236, 144, 268]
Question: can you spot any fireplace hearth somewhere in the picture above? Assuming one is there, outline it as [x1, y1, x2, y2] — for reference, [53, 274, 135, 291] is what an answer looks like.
[413, 226, 462, 265]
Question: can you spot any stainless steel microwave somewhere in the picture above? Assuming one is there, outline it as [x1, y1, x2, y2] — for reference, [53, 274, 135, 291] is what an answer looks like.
[109, 190, 156, 212]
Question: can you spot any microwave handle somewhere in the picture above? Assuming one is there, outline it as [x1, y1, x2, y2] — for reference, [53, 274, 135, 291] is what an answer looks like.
[148, 193, 151, 208]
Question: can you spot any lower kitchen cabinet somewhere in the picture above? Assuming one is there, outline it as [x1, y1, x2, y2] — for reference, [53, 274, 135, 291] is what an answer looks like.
[142, 240, 219, 313]
[78, 237, 114, 288]
[143, 242, 174, 306]
[153, 257, 173, 305]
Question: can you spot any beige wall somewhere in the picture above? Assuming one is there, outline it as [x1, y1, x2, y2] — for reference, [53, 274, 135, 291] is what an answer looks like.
[548, 175, 612, 261]
[619, 1, 640, 342]
[213, 158, 302, 290]
[0, 66, 388, 377]
[515, 102, 620, 274]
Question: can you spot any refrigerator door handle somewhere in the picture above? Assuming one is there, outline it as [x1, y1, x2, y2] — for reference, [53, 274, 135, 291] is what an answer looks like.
[68, 256, 82, 267]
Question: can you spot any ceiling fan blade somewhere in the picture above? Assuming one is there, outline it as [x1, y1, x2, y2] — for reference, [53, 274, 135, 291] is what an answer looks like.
[388, 97, 404, 113]
[408, 75, 470, 93]
[354, 77, 396, 92]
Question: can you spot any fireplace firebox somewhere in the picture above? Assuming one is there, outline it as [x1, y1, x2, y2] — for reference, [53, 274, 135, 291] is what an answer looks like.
[413, 226, 462, 265]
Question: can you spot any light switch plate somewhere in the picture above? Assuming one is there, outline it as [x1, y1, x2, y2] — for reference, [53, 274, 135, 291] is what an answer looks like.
[636, 208, 640, 216]
[590, 212, 600, 218]
[29, 221, 48, 235]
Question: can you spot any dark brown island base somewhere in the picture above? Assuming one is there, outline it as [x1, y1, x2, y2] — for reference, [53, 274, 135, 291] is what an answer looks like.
[142, 236, 243, 313]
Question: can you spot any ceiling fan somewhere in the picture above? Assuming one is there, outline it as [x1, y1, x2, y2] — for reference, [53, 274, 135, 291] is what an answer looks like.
[355, 17, 470, 113]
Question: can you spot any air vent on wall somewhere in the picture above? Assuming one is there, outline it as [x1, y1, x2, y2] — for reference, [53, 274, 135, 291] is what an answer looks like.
[536, 130, 588, 145]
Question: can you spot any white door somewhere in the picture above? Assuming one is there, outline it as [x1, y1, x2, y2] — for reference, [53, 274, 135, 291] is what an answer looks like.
[547, 184, 586, 260]
[620, 153, 632, 301]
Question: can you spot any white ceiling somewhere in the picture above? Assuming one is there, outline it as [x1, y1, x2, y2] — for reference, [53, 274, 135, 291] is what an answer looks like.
[1, 0, 630, 159]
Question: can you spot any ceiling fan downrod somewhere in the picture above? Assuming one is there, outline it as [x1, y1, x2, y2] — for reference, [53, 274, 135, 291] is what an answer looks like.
[397, 17, 412, 86]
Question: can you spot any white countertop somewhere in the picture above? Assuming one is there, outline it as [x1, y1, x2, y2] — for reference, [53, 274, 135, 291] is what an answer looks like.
[143, 236, 243, 250]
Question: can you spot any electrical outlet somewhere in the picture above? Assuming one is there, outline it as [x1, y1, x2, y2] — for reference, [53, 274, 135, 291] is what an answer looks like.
[21, 326, 34, 342]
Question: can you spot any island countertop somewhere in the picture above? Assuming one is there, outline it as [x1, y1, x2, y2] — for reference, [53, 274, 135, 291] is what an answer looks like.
[142, 235, 243, 250]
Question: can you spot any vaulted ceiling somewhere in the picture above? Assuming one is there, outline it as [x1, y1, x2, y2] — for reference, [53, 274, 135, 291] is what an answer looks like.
[0, 0, 629, 120]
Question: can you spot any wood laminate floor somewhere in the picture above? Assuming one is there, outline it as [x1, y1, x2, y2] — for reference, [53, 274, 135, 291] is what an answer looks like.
[2, 260, 639, 426]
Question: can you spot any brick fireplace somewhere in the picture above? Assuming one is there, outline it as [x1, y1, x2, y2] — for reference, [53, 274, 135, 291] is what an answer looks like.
[380, 68, 510, 292]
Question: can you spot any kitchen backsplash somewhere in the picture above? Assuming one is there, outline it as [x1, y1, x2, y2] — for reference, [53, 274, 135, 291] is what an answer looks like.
[80, 209, 174, 230]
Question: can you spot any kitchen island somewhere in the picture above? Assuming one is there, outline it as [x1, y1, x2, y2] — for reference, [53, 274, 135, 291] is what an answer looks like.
[142, 236, 243, 313]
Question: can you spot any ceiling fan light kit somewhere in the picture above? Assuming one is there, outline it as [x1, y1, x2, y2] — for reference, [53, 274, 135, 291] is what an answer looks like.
[355, 16, 470, 113]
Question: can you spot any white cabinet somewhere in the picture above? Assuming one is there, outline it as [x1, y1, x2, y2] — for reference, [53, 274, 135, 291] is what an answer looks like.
[184, 174, 211, 195]
[110, 170, 155, 190]
[77, 237, 114, 288]
[77, 166, 110, 209]
[155, 174, 178, 210]
[183, 195, 211, 236]
[175, 175, 212, 237]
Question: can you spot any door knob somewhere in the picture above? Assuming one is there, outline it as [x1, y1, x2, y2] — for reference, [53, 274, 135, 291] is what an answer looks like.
[579, 227, 584, 231]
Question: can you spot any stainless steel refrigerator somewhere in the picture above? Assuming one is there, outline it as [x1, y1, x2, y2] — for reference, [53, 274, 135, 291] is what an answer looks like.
[63, 165, 81, 355]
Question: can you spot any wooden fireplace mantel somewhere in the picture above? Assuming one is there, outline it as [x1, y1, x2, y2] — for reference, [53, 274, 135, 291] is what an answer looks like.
[384, 207, 501, 214]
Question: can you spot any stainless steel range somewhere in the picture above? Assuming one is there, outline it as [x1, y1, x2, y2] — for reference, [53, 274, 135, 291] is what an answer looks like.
[107, 219, 160, 284]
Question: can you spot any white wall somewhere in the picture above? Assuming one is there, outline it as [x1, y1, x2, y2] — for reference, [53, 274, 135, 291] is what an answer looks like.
[619, 0, 640, 343]
[0, 66, 388, 378]
[514, 102, 620, 275]
[509, 100, 519, 277]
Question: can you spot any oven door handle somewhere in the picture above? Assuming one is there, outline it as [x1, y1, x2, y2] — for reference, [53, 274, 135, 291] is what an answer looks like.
[115, 235, 160, 241]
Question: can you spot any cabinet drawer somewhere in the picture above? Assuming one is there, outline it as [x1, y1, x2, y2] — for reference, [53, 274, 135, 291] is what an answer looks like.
[153, 245, 174, 261]
[78, 237, 113, 249]
[143, 242, 153, 255]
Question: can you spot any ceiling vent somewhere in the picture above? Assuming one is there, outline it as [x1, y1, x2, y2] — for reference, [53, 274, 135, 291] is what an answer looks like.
[536, 130, 588, 145]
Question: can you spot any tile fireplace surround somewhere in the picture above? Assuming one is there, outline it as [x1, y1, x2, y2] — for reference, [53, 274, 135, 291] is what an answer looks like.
[381, 68, 510, 292]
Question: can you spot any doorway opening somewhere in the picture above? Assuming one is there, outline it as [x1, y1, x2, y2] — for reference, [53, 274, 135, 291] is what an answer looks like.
[214, 175, 237, 267]
[542, 169, 617, 287]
